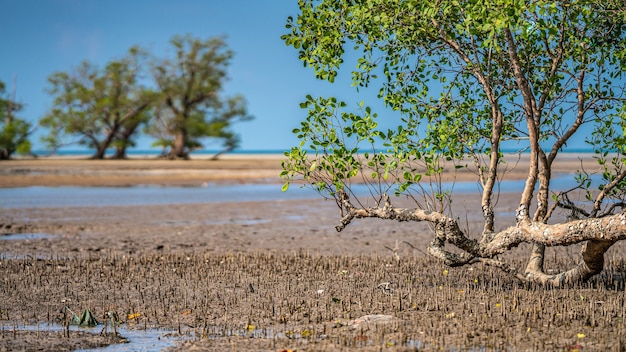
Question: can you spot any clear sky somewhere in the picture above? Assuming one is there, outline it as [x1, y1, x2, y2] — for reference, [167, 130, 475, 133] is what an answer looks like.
[0, 0, 381, 152]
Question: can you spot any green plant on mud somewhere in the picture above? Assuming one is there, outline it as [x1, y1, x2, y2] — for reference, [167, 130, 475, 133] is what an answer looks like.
[281, 0, 626, 285]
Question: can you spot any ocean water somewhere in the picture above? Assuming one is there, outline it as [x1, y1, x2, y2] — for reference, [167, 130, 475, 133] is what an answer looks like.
[29, 147, 599, 157]
[30, 149, 290, 157]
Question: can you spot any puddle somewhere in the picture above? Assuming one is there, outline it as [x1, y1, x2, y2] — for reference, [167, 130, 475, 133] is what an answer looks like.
[158, 218, 269, 226]
[16, 323, 178, 352]
[0, 233, 54, 241]
[75, 328, 177, 352]
[284, 215, 305, 221]
[204, 218, 269, 225]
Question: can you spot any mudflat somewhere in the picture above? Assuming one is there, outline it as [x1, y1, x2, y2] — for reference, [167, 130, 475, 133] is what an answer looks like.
[1, 154, 624, 351]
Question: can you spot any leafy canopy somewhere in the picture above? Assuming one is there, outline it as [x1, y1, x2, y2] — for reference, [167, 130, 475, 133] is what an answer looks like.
[147, 35, 253, 158]
[0, 80, 31, 159]
[281, 0, 626, 217]
[41, 47, 153, 159]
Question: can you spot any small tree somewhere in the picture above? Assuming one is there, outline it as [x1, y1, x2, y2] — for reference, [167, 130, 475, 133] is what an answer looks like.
[41, 47, 153, 159]
[282, 0, 626, 285]
[0, 79, 31, 160]
[148, 34, 253, 159]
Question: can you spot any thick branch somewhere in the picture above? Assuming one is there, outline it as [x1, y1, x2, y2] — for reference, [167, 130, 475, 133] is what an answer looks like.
[336, 192, 480, 265]
[336, 192, 626, 284]
[481, 211, 626, 257]
[431, 18, 502, 237]
[504, 29, 540, 222]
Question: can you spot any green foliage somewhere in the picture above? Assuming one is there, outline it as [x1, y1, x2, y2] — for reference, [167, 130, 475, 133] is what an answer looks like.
[40, 47, 153, 159]
[586, 108, 626, 206]
[147, 35, 253, 159]
[282, 0, 626, 215]
[281, 94, 435, 200]
[0, 80, 31, 159]
[39, 35, 252, 159]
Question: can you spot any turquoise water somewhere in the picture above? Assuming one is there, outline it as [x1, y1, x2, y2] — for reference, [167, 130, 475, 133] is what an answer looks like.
[29, 148, 599, 157]
[30, 149, 290, 157]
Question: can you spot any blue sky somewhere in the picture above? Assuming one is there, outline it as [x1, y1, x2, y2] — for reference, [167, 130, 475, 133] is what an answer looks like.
[0, 0, 381, 152]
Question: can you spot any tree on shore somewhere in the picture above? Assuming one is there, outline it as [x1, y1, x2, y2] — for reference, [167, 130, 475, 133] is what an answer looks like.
[281, 0, 626, 285]
[41, 47, 153, 159]
[147, 35, 253, 159]
[0, 79, 31, 160]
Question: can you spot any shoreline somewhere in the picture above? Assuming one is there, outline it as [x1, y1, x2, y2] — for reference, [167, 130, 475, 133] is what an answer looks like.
[0, 152, 604, 188]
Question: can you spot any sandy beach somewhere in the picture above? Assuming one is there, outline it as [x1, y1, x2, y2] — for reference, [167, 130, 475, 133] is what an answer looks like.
[1, 153, 624, 351]
[0, 152, 603, 188]
[0, 154, 286, 188]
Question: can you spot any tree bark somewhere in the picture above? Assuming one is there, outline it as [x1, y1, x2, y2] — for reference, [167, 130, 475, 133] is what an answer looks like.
[92, 131, 117, 159]
[92, 141, 109, 160]
[336, 192, 626, 285]
[169, 128, 189, 159]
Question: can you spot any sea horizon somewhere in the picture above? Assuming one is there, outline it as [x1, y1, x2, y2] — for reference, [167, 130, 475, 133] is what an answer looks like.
[28, 147, 601, 157]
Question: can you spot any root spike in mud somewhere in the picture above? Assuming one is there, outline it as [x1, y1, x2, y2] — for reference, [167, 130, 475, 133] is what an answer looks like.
[1, 251, 626, 351]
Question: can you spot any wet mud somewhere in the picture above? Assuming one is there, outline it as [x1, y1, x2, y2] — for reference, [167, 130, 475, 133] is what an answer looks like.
[1, 198, 625, 351]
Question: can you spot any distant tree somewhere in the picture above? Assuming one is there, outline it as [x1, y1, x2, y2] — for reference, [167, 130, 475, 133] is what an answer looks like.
[282, 0, 626, 285]
[147, 34, 252, 159]
[111, 101, 153, 159]
[41, 47, 153, 159]
[0, 79, 31, 160]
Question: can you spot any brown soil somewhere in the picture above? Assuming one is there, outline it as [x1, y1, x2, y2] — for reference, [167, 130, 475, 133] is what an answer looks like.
[1, 156, 624, 351]
[0, 155, 285, 187]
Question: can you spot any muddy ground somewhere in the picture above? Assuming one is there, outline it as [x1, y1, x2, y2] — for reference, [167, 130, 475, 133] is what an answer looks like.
[1, 157, 625, 351]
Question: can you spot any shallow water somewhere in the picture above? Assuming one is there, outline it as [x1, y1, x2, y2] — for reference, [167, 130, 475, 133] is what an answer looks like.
[18, 323, 177, 351]
[0, 233, 53, 240]
[75, 328, 177, 352]
[0, 174, 585, 209]
[0, 183, 316, 209]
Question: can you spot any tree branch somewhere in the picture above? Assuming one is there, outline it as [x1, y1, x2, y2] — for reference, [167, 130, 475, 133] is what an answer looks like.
[480, 212, 626, 257]
[592, 169, 626, 217]
[336, 191, 626, 285]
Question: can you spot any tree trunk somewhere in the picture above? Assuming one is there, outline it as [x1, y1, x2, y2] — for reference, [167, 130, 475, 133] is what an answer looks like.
[210, 145, 234, 160]
[92, 127, 119, 159]
[92, 145, 108, 159]
[113, 146, 127, 159]
[169, 128, 189, 159]
[112, 125, 139, 159]
[525, 240, 615, 286]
